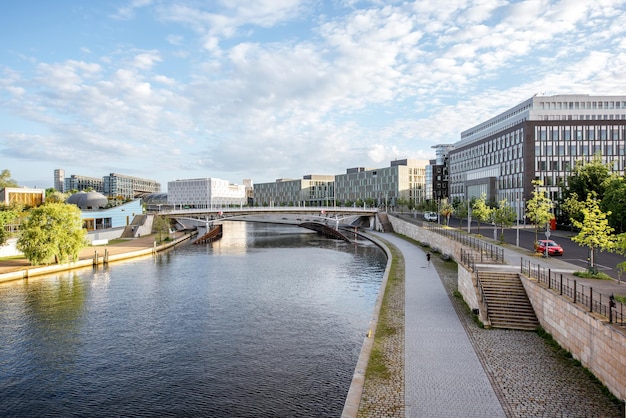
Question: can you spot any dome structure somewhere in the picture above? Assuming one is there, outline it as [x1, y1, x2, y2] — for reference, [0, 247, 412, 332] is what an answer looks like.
[66, 191, 108, 209]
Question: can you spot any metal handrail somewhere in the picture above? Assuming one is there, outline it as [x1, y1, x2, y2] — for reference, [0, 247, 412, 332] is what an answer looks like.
[521, 258, 625, 326]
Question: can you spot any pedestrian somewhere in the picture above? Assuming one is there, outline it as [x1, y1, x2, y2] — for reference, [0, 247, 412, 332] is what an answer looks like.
[426, 252, 431, 265]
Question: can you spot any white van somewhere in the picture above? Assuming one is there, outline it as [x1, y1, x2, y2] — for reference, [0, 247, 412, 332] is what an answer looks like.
[423, 212, 438, 222]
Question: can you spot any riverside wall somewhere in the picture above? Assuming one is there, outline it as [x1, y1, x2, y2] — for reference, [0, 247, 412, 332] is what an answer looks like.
[0, 233, 193, 284]
[388, 215, 626, 401]
[521, 275, 626, 400]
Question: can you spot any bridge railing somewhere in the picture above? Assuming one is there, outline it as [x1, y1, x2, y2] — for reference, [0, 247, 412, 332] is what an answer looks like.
[157, 206, 379, 216]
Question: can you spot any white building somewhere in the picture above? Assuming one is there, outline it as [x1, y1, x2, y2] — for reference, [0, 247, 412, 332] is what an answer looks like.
[167, 178, 247, 209]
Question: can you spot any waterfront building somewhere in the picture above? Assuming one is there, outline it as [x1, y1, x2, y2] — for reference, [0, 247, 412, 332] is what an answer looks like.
[103, 173, 160, 199]
[448, 94, 626, 217]
[0, 187, 45, 207]
[167, 178, 247, 209]
[66, 190, 143, 232]
[253, 175, 335, 207]
[334, 159, 429, 208]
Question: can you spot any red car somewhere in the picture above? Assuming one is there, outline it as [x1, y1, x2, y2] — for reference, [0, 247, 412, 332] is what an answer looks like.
[534, 239, 564, 256]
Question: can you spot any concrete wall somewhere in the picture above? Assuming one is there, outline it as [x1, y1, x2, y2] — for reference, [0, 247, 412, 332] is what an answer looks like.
[521, 275, 626, 400]
[389, 214, 626, 401]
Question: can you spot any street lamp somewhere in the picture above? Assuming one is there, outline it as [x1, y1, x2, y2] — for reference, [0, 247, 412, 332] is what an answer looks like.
[516, 197, 520, 247]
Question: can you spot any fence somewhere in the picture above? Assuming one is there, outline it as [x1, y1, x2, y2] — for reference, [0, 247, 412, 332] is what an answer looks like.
[521, 259, 625, 326]
[427, 223, 504, 264]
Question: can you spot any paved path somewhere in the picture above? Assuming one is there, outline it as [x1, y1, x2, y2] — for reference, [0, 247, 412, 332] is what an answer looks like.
[375, 232, 507, 417]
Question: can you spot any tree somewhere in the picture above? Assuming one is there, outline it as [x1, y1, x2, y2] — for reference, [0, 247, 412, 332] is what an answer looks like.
[493, 199, 516, 242]
[453, 199, 469, 228]
[563, 153, 611, 202]
[153, 215, 170, 243]
[0, 207, 19, 246]
[439, 198, 454, 226]
[601, 176, 626, 233]
[570, 194, 615, 273]
[526, 180, 553, 243]
[0, 169, 18, 189]
[17, 202, 87, 265]
[471, 193, 492, 236]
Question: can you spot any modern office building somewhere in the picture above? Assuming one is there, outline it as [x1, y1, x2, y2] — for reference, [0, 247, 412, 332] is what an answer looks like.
[427, 145, 454, 202]
[448, 94, 626, 217]
[104, 173, 160, 199]
[334, 159, 429, 208]
[254, 175, 335, 207]
[65, 174, 104, 193]
[167, 178, 247, 209]
[56, 169, 159, 199]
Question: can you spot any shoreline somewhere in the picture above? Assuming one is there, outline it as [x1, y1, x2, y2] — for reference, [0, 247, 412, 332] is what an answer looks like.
[0, 232, 194, 284]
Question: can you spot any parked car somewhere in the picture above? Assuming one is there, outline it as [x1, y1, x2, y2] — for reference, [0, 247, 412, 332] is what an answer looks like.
[423, 212, 438, 222]
[534, 239, 564, 256]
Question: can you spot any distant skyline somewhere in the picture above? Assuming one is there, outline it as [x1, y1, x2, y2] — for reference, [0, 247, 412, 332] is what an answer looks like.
[2, 1, 626, 191]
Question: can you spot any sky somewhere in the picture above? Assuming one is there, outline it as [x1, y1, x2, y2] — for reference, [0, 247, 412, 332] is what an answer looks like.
[2, 0, 626, 192]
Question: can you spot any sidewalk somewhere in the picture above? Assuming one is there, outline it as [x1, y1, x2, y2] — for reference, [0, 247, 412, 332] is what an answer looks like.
[376, 231, 507, 417]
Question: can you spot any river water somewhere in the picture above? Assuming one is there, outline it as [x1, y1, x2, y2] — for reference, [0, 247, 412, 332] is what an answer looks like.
[0, 222, 386, 417]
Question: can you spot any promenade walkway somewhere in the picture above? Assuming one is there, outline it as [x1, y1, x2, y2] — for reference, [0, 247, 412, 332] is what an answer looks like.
[375, 232, 507, 417]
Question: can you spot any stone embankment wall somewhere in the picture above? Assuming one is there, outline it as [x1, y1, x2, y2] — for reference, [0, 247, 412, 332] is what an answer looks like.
[521, 275, 626, 400]
[388, 215, 626, 401]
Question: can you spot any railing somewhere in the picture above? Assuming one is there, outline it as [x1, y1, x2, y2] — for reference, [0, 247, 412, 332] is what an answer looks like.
[460, 248, 476, 271]
[427, 224, 504, 264]
[521, 259, 625, 326]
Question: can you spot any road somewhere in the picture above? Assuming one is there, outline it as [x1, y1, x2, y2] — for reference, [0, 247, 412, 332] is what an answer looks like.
[428, 216, 626, 280]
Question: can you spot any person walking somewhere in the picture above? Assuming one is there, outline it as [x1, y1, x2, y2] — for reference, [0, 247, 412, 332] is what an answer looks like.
[426, 252, 431, 266]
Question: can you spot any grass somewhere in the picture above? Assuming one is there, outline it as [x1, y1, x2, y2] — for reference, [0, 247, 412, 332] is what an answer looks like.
[573, 270, 614, 280]
[363, 237, 403, 381]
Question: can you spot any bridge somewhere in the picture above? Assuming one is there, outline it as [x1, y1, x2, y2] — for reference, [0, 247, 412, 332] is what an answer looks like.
[155, 206, 379, 243]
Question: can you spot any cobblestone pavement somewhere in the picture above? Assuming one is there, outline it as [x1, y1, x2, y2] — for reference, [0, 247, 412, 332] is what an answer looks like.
[357, 232, 622, 418]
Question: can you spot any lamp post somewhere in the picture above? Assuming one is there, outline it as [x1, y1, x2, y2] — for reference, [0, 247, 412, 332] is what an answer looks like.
[516, 197, 520, 247]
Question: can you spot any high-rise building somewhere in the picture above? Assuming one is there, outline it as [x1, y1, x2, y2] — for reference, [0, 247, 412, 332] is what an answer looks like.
[448, 94, 626, 217]
[53, 169, 65, 192]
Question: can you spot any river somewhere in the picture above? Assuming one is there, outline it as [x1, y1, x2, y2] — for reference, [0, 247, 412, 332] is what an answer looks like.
[0, 222, 386, 417]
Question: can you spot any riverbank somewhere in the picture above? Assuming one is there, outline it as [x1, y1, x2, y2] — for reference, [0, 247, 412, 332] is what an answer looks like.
[0, 232, 194, 283]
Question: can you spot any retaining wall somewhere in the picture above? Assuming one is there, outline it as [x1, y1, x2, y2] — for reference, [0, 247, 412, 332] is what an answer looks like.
[521, 275, 626, 400]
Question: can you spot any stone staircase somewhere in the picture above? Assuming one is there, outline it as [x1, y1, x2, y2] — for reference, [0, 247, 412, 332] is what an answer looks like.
[477, 270, 539, 331]
[377, 212, 394, 232]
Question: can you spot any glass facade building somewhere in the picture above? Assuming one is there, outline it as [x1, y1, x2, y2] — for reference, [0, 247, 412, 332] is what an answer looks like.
[448, 94, 626, 217]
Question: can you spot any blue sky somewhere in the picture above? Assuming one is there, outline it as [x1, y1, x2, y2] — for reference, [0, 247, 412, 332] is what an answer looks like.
[2, 0, 626, 191]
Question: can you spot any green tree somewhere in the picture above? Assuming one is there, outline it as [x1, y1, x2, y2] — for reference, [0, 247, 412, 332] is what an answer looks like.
[454, 199, 469, 228]
[0, 169, 18, 189]
[472, 193, 492, 236]
[526, 180, 553, 243]
[493, 199, 516, 242]
[571, 194, 615, 273]
[0, 207, 19, 246]
[17, 202, 87, 265]
[601, 176, 626, 233]
[439, 198, 454, 226]
[563, 153, 611, 202]
[153, 215, 170, 243]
